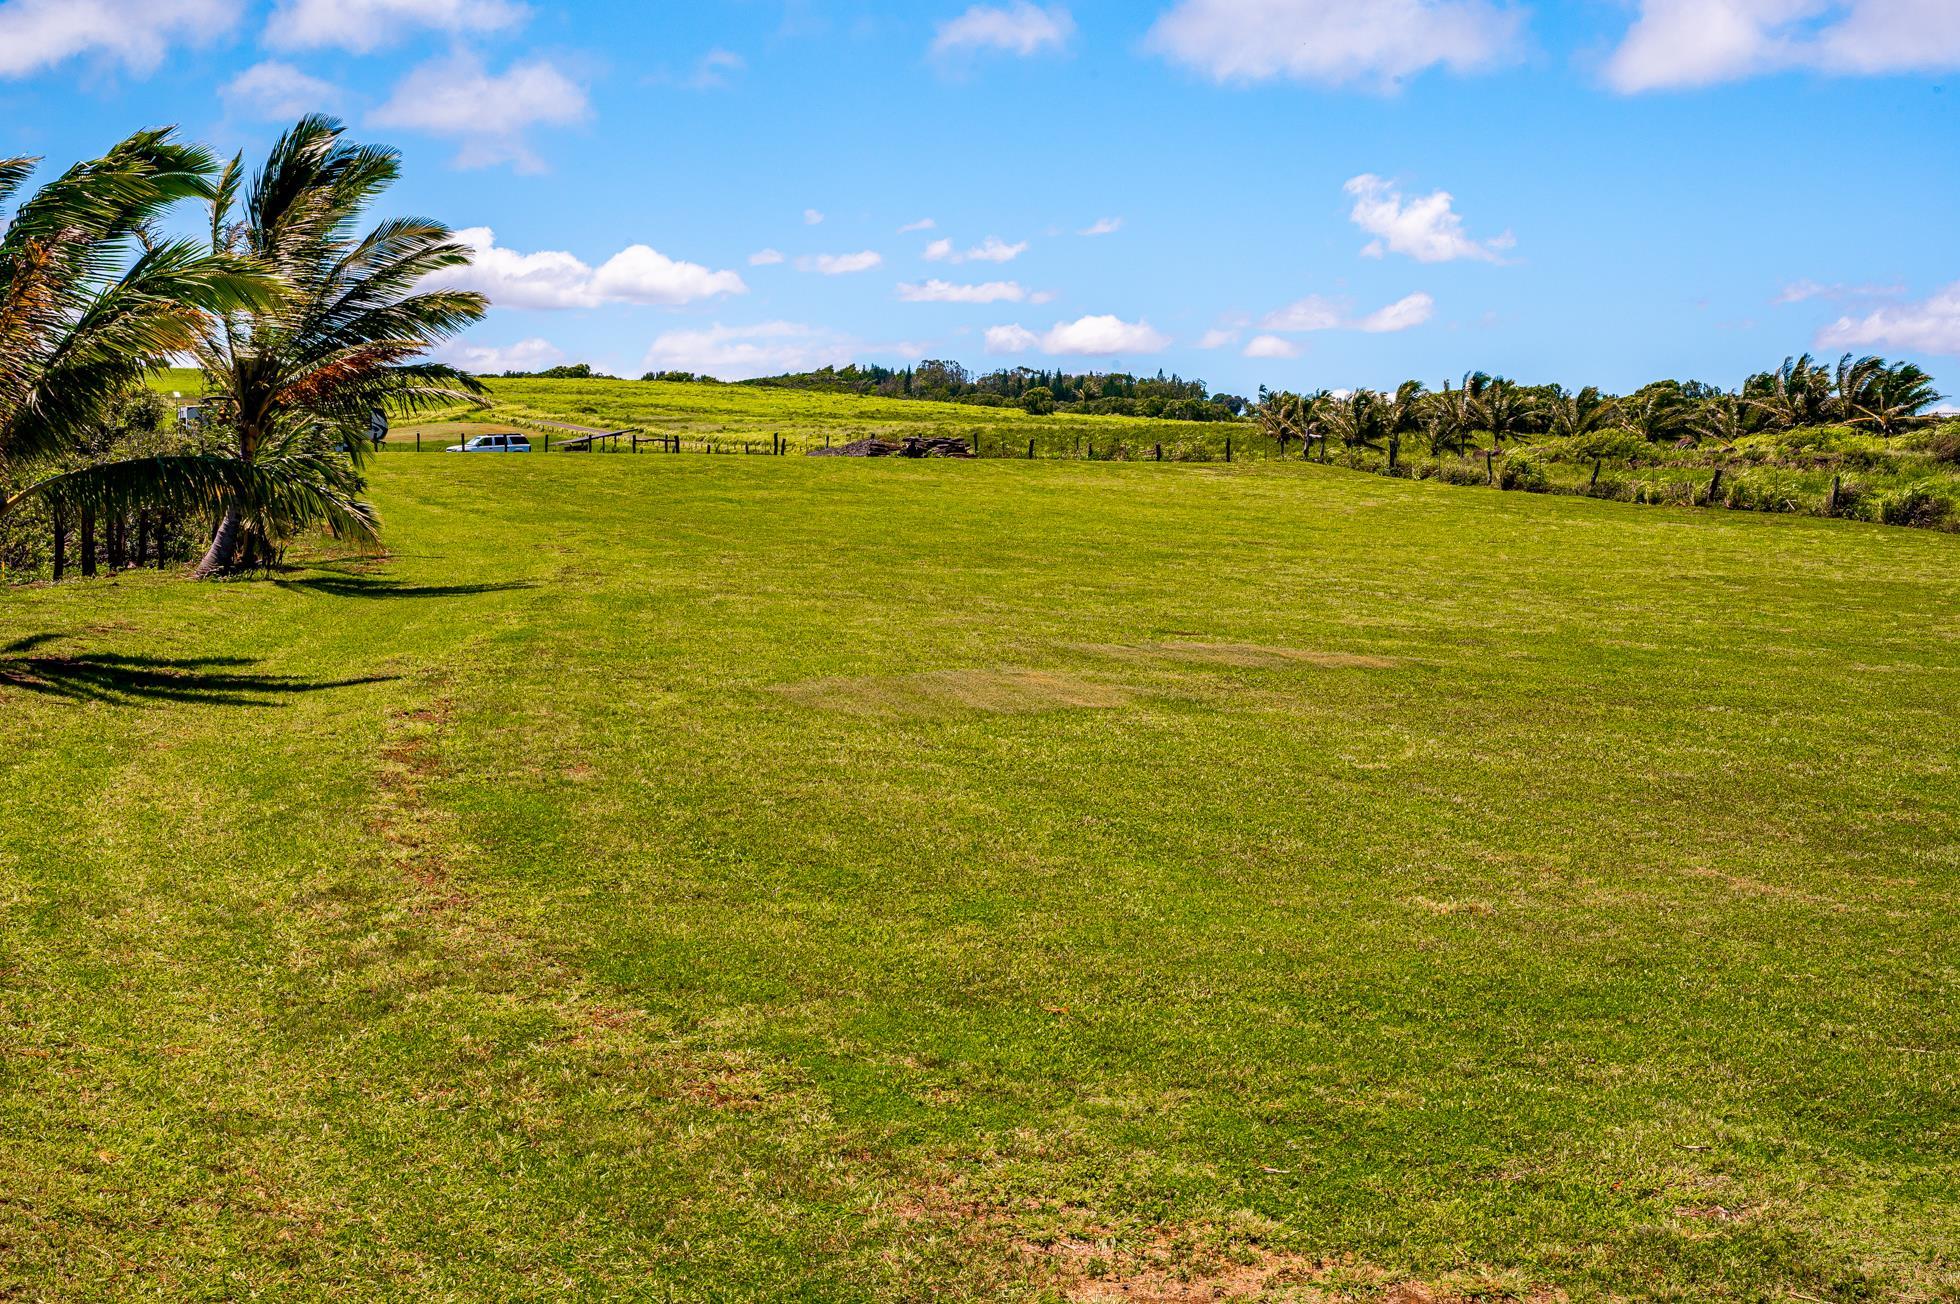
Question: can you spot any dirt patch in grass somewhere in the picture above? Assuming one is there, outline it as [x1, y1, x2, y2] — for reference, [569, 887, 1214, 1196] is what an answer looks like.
[372, 698, 465, 911]
[1021, 1234, 1564, 1304]
[775, 668, 1134, 716]
[1076, 642, 1399, 671]
[890, 1186, 1561, 1303]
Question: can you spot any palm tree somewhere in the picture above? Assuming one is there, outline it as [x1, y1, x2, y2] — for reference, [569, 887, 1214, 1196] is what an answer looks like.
[1545, 386, 1617, 440]
[0, 130, 266, 528]
[1324, 389, 1389, 452]
[1426, 373, 1489, 457]
[191, 116, 487, 576]
[1832, 354, 1942, 435]
[1618, 386, 1692, 444]
[1746, 354, 1832, 430]
[1691, 393, 1747, 447]
[1478, 379, 1540, 446]
[1385, 379, 1426, 466]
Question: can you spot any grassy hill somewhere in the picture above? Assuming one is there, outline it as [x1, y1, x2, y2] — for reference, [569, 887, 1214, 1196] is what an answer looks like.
[4, 453, 1956, 1299]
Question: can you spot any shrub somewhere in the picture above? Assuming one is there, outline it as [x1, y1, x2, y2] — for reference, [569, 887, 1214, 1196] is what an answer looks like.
[1902, 423, 1960, 466]
[1497, 455, 1550, 493]
[1437, 459, 1488, 487]
[1587, 473, 1633, 501]
[1875, 483, 1956, 530]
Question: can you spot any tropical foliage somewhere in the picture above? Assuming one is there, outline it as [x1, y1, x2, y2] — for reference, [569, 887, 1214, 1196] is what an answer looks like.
[1254, 353, 1944, 463]
[0, 129, 266, 529]
[189, 116, 486, 575]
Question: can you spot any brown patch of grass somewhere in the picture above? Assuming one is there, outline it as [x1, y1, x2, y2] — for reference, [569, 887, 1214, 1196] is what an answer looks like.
[775, 668, 1134, 716]
[1682, 866, 1840, 908]
[889, 1183, 1562, 1304]
[1408, 896, 1498, 918]
[371, 698, 466, 911]
[1076, 642, 1399, 671]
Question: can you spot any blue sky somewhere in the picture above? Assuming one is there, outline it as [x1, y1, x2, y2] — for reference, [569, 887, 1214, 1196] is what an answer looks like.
[5, 0, 1959, 397]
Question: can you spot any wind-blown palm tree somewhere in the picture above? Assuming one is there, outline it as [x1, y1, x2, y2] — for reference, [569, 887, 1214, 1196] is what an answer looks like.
[1830, 353, 1941, 435]
[1691, 393, 1747, 447]
[1324, 389, 1389, 452]
[1618, 386, 1692, 443]
[1478, 379, 1540, 446]
[0, 130, 266, 526]
[191, 116, 487, 576]
[1545, 386, 1617, 440]
[1746, 354, 1832, 430]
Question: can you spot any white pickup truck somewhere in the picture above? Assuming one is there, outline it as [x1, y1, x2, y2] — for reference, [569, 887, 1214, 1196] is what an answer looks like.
[445, 433, 533, 453]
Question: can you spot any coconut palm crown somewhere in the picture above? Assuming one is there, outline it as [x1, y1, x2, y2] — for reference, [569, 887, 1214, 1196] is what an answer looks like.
[192, 116, 488, 575]
[0, 129, 267, 519]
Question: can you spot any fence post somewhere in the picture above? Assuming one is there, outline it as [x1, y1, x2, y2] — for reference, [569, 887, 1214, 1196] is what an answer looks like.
[1590, 457, 1601, 490]
[1706, 467, 1723, 505]
[1027, 438, 1035, 460]
[544, 433, 551, 452]
[416, 432, 421, 452]
[1154, 443, 1162, 461]
[1827, 473, 1841, 516]
[1485, 450, 1494, 484]
[1225, 436, 1231, 463]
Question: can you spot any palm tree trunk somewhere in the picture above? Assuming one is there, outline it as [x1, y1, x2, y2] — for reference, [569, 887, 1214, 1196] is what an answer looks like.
[195, 503, 242, 579]
[51, 507, 65, 581]
[80, 507, 97, 578]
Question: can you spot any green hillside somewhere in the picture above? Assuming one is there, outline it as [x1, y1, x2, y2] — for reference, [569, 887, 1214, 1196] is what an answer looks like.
[4, 454, 1956, 1300]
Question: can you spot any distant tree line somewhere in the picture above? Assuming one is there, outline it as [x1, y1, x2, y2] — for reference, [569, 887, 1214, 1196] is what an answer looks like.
[1255, 354, 1943, 465]
[618, 361, 1252, 421]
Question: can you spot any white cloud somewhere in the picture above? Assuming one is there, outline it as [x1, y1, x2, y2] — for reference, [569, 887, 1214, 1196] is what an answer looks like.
[1816, 282, 1960, 355]
[932, 2, 1075, 57]
[964, 235, 1028, 263]
[1259, 290, 1436, 334]
[1345, 174, 1513, 264]
[1605, 0, 1960, 93]
[222, 60, 341, 119]
[1357, 291, 1436, 332]
[898, 279, 1027, 303]
[1261, 295, 1344, 332]
[641, 322, 859, 381]
[749, 248, 785, 266]
[797, 251, 884, 275]
[804, 208, 826, 225]
[679, 47, 746, 90]
[371, 53, 588, 172]
[923, 236, 1027, 264]
[986, 324, 1041, 354]
[1029, 289, 1058, 304]
[428, 227, 746, 309]
[1243, 334, 1302, 358]
[1777, 278, 1906, 304]
[593, 246, 751, 306]
[0, 0, 242, 78]
[899, 218, 937, 233]
[1196, 328, 1241, 349]
[988, 317, 1170, 356]
[1145, 0, 1525, 89]
[1079, 217, 1124, 236]
[437, 336, 564, 374]
[266, 0, 525, 53]
[926, 235, 1029, 265]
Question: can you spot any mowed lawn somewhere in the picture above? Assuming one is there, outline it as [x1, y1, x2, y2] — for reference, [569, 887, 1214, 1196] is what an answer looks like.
[2, 454, 1956, 1301]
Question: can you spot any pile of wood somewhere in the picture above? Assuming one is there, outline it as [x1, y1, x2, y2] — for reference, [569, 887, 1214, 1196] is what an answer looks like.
[807, 436, 974, 458]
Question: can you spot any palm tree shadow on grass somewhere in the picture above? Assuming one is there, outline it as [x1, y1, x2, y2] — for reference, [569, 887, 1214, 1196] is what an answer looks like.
[271, 572, 537, 600]
[0, 634, 397, 706]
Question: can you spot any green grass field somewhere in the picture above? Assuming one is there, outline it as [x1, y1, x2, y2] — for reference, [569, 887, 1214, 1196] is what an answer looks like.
[4, 452, 1957, 1300]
